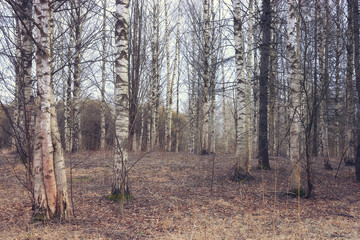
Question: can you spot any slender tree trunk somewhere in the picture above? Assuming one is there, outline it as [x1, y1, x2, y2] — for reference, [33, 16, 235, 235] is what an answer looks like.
[245, 0, 254, 168]
[12, 15, 20, 153]
[219, 2, 228, 153]
[150, 0, 160, 148]
[15, 0, 35, 193]
[129, 0, 142, 152]
[268, 0, 277, 157]
[65, 18, 73, 153]
[345, 0, 355, 164]
[232, 0, 252, 181]
[164, 0, 172, 151]
[72, 0, 82, 152]
[319, 3, 331, 170]
[221, 42, 228, 153]
[201, 0, 210, 154]
[208, 0, 216, 154]
[112, 0, 130, 215]
[150, 0, 158, 149]
[287, 0, 301, 191]
[258, 0, 271, 169]
[100, 0, 107, 150]
[334, 0, 341, 159]
[252, 12, 259, 159]
[175, 57, 180, 153]
[188, 38, 196, 154]
[187, 61, 194, 154]
[312, 0, 320, 157]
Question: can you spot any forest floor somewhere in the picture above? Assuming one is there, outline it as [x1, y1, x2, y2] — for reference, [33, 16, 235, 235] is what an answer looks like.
[0, 150, 360, 239]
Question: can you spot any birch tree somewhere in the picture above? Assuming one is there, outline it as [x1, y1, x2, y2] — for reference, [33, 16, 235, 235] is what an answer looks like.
[11, 0, 35, 193]
[231, 0, 252, 181]
[286, 0, 301, 192]
[245, 0, 254, 166]
[201, 0, 210, 154]
[111, 0, 130, 215]
[318, 2, 331, 170]
[150, 0, 160, 149]
[100, 0, 107, 150]
[219, 3, 228, 153]
[72, 0, 82, 152]
[33, 0, 70, 220]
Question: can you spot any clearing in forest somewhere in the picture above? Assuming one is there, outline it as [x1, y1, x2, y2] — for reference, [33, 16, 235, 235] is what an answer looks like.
[0, 151, 359, 239]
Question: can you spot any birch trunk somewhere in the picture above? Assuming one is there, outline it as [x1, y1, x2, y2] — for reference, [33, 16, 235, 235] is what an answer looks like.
[232, 0, 251, 180]
[252, 8, 260, 160]
[201, 0, 210, 154]
[245, 0, 253, 168]
[112, 0, 130, 215]
[287, 0, 301, 191]
[151, 0, 160, 148]
[72, 0, 82, 152]
[219, 3, 228, 153]
[12, 15, 21, 153]
[15, 0, 34, 191]
[49, 6, 70, 219]
[100, 0, 107, 150]
[208, 0, 216, 154]
[188, 38, 196, 154]
[65, 17, 73, 153]
[175, 61, 180, 153]
[164, 0, 171, 151]
[319, 3, 331, 170]
[187, 63, 194, 153]
[20, 0, 35, 146]
[312, 0, 319, 157]
[33, 0, 69, 220]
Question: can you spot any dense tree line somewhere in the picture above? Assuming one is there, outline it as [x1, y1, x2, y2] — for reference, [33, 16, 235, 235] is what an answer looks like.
[0, 0, 359, 220]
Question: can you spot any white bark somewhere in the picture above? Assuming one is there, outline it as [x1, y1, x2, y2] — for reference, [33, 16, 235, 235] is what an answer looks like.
[209, 0, 216, 154]
[245, 0, 253, 169]
[164, 0, 171, 151]
[33, 0, 69, 220]
[100, 0, 107, 150]
[287, 0, 301, 190]
[202, 0, 210, 154]
[65, 19, 73, 153]
[151, 0, 159, 149]
[72, 0, 82, 152]
[188, 38, 196, 154]
[234, 0, 248, 172]
[112, 0, 130, 210]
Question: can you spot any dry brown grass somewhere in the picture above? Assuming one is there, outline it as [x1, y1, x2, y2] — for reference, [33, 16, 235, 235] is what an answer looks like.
[0, 151, 359, 239]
